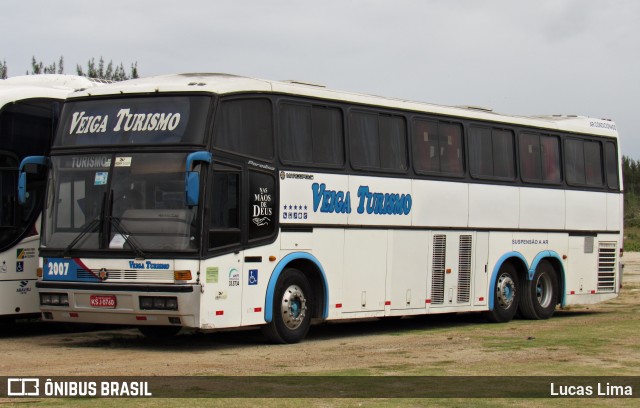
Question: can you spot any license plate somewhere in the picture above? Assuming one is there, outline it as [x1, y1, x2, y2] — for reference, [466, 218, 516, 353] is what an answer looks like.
[90, 295, 117, 308]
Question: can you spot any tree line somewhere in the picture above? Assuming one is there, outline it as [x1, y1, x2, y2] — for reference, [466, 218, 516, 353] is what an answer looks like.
[0, 56, 138, 81]
[623, 156, 640, 196]
[621, 155, 640, 250]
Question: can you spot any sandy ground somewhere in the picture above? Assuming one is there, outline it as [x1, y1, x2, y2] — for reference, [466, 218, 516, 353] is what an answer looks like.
[621, 251, 640, 283]
[0, 253, 638, 378]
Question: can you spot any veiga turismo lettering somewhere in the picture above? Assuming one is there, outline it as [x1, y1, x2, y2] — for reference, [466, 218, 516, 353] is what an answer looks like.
[71, 156, 111, 168]
[311, 183, 412, 215]
[356, 186, 412, 215]
[69, 109, 181, 135]
[113, 109, 180, 132]
[69, 112, 108, 134]
[312, 183, 352, 214]
[129, 261, 171, 270]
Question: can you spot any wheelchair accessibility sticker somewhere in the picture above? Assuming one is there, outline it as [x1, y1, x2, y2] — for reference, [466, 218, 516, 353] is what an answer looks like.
[248, 269, 258, 286]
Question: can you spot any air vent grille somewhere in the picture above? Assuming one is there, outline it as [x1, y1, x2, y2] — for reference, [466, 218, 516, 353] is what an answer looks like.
[457, 235, 472, 303]
[431, 235, 446, 305]
[597, 242, 616, 293]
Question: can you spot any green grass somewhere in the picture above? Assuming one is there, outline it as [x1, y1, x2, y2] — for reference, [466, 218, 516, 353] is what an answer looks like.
[623, 226, 640, 251]
[8, 396, 640, 408]
[3, 277, 639, 407]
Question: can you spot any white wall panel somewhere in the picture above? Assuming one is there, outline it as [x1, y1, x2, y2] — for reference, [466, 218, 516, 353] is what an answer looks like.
[606, 193, 622, 231]
[469, 184, 518, 228]
[519, 188, 565, 230]
[565, 190, 607, 231]
[411, 180, 468, 228]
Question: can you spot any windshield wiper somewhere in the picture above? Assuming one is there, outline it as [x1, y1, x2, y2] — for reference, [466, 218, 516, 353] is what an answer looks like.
[63, 218, 100, 257]
[106, 216, 146, 259]
[64, 190, 110, 257]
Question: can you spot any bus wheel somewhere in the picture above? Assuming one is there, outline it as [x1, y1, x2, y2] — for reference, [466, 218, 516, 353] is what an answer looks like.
[485, 262, 520, 323]
[519, 260, 558, 320]
[138, 325, 181, 338]
[262, 268, 312, 344]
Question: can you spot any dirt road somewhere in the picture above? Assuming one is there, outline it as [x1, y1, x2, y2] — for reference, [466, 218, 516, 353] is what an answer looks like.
[1, 253, 639, 378]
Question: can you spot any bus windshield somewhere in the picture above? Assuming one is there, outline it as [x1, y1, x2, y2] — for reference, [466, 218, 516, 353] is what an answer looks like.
[55, 96, 211, 147]
[42, 152, 200, 253]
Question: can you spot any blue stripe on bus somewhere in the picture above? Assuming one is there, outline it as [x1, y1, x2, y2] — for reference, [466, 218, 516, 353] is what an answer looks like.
[529, 250, 560, 279]
[264, 252, 329, 323]
[488, 252, 528, 311]
[489, 250, 567, 310]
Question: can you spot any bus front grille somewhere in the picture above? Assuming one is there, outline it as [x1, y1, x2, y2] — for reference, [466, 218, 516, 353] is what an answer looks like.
[76, 269, 174, 283]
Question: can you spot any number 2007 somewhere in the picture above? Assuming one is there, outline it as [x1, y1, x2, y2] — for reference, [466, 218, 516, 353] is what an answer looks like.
[48, 262, 69, 276]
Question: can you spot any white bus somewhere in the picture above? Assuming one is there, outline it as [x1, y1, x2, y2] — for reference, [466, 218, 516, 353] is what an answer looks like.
[31, 74, 622, 342]
[0, 75, 101, 321]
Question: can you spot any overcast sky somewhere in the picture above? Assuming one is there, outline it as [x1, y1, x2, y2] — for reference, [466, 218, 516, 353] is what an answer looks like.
[3, 0, 639, 158]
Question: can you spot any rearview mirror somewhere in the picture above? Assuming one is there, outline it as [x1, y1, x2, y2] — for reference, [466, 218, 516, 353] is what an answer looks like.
[185, 171, 200, 206]
[18, 172, 27, 204]
[184, 151, 212, 207]
[17, 156, 48, 205]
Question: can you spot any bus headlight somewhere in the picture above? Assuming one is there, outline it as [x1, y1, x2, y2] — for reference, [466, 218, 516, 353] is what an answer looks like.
[139, 297, 153, 309]
[165, 298, 178, 310]
[139, 296, 178, 311]
[40, 293, 69, 306]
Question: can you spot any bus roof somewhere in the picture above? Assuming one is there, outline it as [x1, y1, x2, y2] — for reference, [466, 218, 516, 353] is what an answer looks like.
[68, 73, 619, 138]
[0, 75, 104, 107]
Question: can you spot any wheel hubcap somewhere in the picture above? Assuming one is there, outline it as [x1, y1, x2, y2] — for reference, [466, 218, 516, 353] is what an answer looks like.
[497, 273, 516, 310]
[535, 273, 552, 308]
[281, 284, 307, 330]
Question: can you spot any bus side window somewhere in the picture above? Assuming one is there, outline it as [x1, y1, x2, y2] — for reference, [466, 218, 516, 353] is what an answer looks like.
[214, 99, 274, 161]
[350, 111, 407, 172]
[565, 138, 585, 185]
[584, 141, 603, 187]
[519, 133, 542, 181]
[279, 102, 344, 167]
[470, 126, 515, 180]
[541, 135, 561, 183]
[209, 171, 241, 249]
[519, 133, 561, 184]
[469, 126, 494, 178]
[350, 112, 380, 169]
[379, 115, 407, 171]
[412, 119, 439, 173]
[605, 141, 619, 190]
[440, 122, 464, 175]
[566, 138, 603, 187]
[413, 119, 464, 176]
[492, 129, 515, 179]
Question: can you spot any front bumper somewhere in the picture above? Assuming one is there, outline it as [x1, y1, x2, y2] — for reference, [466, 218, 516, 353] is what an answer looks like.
[36, 281, 201, 327]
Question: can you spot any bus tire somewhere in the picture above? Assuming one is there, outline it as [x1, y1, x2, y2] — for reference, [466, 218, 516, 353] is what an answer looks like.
[262, 268, 312, 344]
[138, 325, 181, 338]
[519, 260, 558, 320]
[485, 262, 520, 323]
